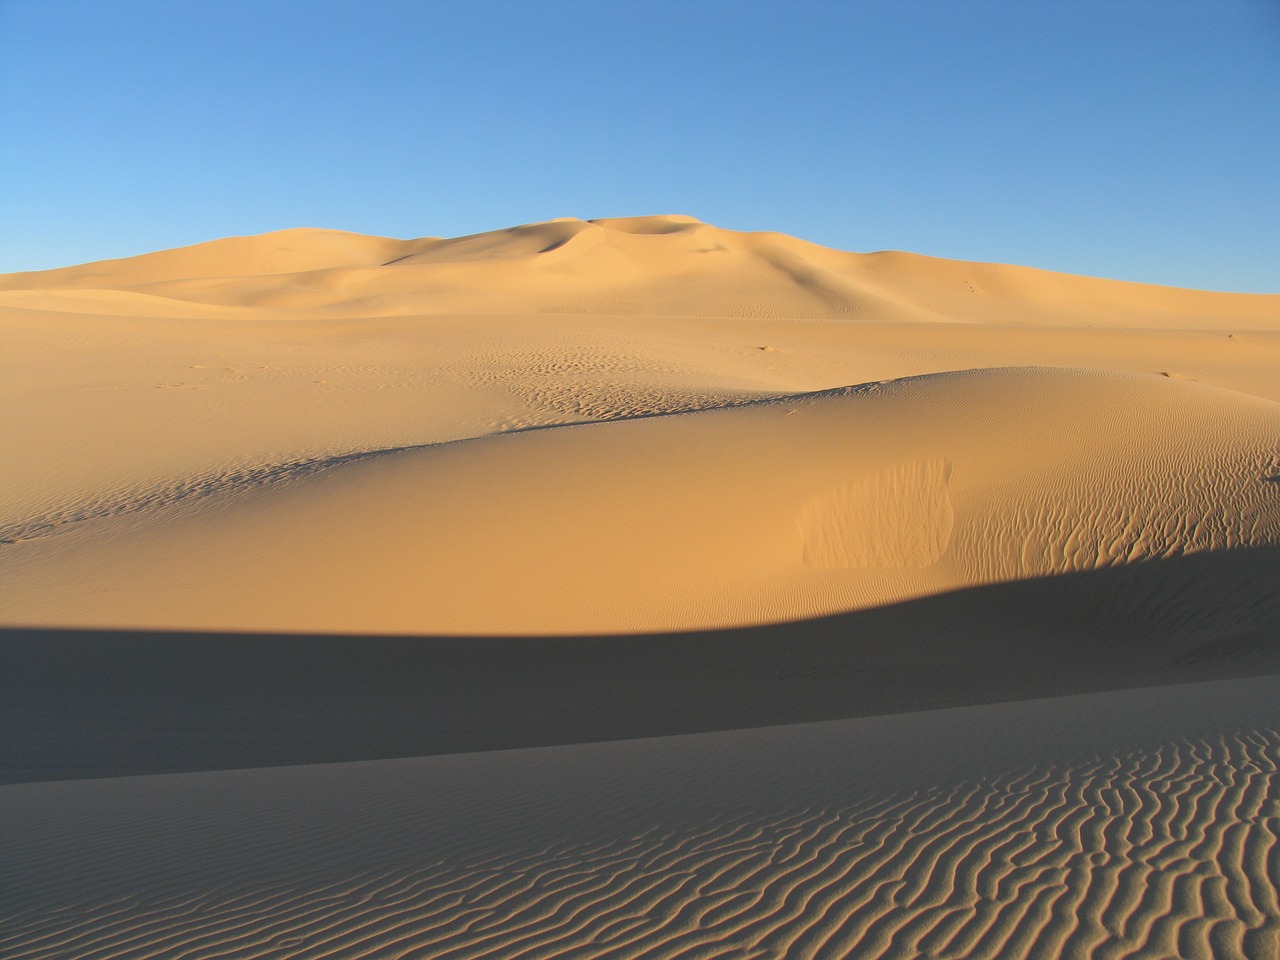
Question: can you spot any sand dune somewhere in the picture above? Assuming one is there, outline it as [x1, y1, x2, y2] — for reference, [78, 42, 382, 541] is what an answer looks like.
[3, 366, 1277, 636]
[3, 216, 1278, 328]
[4, 218, 1278, 552]
[2, 217, 1278, 959]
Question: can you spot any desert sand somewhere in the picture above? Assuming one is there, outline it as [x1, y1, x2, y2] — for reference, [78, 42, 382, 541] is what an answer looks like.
[2, 216, 1279, 958]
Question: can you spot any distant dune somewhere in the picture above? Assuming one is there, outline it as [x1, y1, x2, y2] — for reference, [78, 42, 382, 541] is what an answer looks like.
[2, 217, 1278, 958]
[2, 215, 1275, 326]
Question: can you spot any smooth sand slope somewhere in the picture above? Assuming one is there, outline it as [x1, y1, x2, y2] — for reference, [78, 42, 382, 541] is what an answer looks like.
[2, 216, 1279, 959]
[4, 366, 1280, 638]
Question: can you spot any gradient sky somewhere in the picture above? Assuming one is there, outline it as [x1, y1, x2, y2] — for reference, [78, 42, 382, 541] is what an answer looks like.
[2, 0, 1277, 291]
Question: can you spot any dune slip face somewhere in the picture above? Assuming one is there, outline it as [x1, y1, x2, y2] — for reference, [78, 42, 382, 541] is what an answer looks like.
[2, 216, 1279, 959]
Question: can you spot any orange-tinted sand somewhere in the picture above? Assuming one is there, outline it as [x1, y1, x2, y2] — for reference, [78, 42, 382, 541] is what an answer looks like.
[2, 217, 1278, 958]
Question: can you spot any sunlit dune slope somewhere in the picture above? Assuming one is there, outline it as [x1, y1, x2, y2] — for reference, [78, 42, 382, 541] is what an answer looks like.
[3, 367, 1277, 637]
[0, 227, 415, 287]
[2, 215, 1276, 325]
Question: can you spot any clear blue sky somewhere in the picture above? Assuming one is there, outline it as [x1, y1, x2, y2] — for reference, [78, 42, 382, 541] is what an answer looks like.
[2, 0, 1277, 291]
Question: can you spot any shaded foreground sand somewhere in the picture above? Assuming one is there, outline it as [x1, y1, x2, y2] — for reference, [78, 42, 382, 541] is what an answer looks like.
[4, 676, 1280, 959]
[2, 216, 1279, 958]
[4, 543, 1280, 782]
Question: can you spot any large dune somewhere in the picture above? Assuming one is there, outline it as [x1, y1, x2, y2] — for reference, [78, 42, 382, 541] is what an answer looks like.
[4, 366, 1279, 640]
[2, 217, 1279, 958]
[2, 215, 1275, 327]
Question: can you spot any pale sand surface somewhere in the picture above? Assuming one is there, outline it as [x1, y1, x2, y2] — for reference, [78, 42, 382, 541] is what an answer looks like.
[2, 216, 1279, 957]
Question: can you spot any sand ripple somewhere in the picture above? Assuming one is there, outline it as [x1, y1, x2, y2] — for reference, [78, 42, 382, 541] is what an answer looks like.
[5, 723, 1277, 959]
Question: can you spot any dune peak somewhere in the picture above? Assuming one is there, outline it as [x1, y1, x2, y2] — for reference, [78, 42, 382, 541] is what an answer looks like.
[587, 214, 706, 235]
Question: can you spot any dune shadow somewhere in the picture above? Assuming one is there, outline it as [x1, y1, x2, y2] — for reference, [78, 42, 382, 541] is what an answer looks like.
[3, 546, 1278, 784]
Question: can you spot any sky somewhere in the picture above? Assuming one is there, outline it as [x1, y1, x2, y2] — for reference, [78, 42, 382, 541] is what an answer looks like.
[1, 0, 1277, 291]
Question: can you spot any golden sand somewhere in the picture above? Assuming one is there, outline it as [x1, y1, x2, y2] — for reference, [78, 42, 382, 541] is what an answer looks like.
[2, 217, 1278, 958]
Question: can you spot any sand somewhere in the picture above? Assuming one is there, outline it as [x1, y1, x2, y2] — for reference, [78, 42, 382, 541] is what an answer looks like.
[2, 216, 1278, 958]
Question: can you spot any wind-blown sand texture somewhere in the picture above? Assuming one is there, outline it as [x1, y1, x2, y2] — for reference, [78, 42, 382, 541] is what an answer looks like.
[2, 216, 1279, 958]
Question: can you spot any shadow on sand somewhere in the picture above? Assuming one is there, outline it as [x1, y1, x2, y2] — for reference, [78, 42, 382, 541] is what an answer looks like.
[3, 546, 1277, 783]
